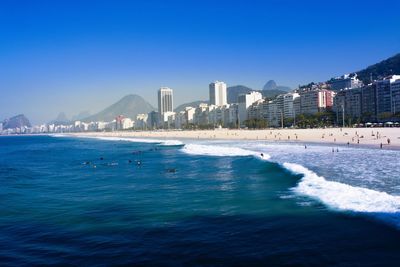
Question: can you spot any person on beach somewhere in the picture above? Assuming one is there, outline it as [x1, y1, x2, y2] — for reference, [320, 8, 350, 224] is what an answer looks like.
[387, 138, 391, 145]
[380, 143, 383, 149]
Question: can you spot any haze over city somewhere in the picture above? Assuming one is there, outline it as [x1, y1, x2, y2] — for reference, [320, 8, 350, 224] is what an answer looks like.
[1, 0, 400, 123]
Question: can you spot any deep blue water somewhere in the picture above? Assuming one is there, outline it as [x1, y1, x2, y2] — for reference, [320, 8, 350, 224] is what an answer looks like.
[1, 135, 400, 266]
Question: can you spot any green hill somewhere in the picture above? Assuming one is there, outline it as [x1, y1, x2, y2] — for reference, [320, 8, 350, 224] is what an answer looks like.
[356, 53, 400, 83]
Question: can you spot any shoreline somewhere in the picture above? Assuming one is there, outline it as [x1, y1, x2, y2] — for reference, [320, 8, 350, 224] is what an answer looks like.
[67, 127, 400, 151]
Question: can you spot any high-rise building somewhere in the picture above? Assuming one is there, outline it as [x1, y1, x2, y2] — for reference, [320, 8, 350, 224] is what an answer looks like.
[238, 91, 262, 125]
[300, 89, 334, 115]
[328, 74, 362, 91]
[158, 87, 173, 121]
[209, 81, 227, 106]
[361, 83, 377, 121]
[376, 79, 393, 116]
[391, 79, 400, 114]
[283, 93, 300, 119]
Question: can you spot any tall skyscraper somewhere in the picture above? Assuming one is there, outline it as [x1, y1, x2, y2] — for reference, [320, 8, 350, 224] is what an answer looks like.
[158, 87, 173, 115]
[209, 81, 227, 106]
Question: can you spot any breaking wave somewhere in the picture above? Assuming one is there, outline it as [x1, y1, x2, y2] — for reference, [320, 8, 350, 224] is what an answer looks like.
[181, 143, 270, 160]
[283, 162, 400, 227]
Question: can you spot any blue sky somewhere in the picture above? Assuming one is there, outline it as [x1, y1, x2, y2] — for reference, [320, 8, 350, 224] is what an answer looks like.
[1, 0, 399, 123]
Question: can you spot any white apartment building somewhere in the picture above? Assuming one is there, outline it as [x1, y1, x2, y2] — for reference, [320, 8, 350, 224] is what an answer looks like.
[158, 87, 173, 124]
[209, 81, 227, 106]
[238, 91, 263, 125]
[283, 93, 300, 119]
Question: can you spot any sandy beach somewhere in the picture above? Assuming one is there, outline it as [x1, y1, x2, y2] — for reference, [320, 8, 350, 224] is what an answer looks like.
[71, 127, 400, 150]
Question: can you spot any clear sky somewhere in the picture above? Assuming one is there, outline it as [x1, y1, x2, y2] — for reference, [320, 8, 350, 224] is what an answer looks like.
[1, 0, 399, 124]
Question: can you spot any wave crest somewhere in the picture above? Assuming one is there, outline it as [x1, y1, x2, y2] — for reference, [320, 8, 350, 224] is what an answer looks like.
[181, 144, 270, 160]
[283, 162, 400, 213]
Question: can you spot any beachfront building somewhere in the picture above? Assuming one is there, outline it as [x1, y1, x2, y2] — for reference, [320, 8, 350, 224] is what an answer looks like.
[208, 105, 225, 126]
[328, 74, 362, 91]
[224, 104, 238, 128]
[238, 91, 262, 125]
[121, 118, 134, 129]
[248, 99, 265, 120]
[135, 114, 148, 130]
[333, 88, 362, 123]
[283, 92, 300, 119]
[361, 83, 377, 121]
[184, 107, 196, 125]
[160, 111, 175, 129]
[209, 81, 227, 107]
[174, 111, 186, 129]
[300, 89, 334, 115]
[193, 103, 209, 126]
[266, 100, 282, 127]
[376, 78, 394, 116]
[391, 79, 400, 114]
[147, 111, 159, 129]
[158, 87, 173, 126]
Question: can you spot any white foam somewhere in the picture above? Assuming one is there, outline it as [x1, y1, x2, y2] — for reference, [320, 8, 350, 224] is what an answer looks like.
[161, 140, 184, 146]
[49, 134, 69, 138]
[56, 135, 183, 146]
[283, 162, 400, 213]
[181, 144, 270, 160]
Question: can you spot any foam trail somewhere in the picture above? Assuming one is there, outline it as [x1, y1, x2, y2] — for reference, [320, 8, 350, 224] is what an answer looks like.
[283, 162, 400, 213]
[181, 144, 270, 160]
[54, 135, 183, 146]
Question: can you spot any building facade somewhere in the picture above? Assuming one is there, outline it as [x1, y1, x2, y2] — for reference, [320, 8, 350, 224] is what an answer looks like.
[209, 81, 227, 106]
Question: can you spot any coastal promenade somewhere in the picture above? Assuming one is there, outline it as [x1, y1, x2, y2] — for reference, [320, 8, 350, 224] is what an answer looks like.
[72, 127, 400, 150]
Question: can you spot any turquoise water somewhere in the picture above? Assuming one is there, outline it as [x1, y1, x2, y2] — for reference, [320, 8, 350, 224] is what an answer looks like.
[1, 135, 400, 266]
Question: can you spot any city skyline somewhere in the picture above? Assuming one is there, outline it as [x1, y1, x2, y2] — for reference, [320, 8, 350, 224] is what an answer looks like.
[1, 0, 400, 124]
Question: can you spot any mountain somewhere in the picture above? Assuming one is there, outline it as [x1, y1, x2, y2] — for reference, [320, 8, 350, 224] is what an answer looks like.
[82, 94, 155, 122]
[227, 85, 253, 103]
[72, 111, 91, 121]
[50, 112, 70, 125]
[263, 80, 277, 90]
[262, 80, 291, 92]
[356, 53, 400, 84]
[261, 89, 289, 99]
[175, 100, 208, 113]
[2, 114, 31, 129]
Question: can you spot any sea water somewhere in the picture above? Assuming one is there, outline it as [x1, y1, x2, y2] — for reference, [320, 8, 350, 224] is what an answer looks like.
[1, 135, 400, 266]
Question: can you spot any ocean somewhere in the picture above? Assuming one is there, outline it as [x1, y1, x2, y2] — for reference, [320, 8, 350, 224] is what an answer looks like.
[1, 135, 400, 266]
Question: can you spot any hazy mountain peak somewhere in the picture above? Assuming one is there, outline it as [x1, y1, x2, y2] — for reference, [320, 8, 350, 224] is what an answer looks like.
[2, 114, 31, 129]
[263, 80, 277, 90]
[82, 94, 155, 122]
